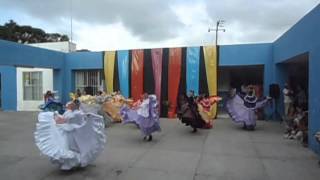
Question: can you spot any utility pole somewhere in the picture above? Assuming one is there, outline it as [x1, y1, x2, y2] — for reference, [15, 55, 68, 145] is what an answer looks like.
[208, 20, 226, 45]
[70, 0, 73, 43]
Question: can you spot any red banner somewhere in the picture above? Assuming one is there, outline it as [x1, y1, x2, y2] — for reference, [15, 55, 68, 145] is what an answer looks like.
[151, 48, 163, 111]
[131, 49, 144, 101]
[168, 48, 182, 118]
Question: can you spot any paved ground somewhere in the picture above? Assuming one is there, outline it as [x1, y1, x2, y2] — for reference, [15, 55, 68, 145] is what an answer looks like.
[0, 111, 319, 180]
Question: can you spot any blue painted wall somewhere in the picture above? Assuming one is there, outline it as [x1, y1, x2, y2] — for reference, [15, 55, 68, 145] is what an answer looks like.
[0, 66, 17, 111]
[63, 52, 103, 102]
[273, 4, 320, 154]
[273, 4, 320, 63]
[0, 40, 66, 107]
[220, 43, 273, 66]
[0, 40, 65, 69]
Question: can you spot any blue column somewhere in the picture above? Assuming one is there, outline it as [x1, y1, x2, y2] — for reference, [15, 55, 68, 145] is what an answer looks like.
[263, 55, 275, 119]
[309, 49, 320, 154]
[0, 66, 17, 111]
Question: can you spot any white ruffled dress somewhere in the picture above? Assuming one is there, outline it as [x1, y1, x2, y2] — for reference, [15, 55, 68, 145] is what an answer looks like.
[34, 110, 106, 170]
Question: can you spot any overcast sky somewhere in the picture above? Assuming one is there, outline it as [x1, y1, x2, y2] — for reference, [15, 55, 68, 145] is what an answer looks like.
[0, 0, 319, 51]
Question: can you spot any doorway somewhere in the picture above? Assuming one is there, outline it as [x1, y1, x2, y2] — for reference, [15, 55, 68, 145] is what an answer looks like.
[279, 53, 309, 110]
[218, 65, 264, 113]
[278, 52, 309, 146]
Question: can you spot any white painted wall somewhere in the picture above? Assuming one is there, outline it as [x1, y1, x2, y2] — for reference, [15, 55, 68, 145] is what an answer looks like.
[17, 67, 53, 111]
[29, 41, 76, 52]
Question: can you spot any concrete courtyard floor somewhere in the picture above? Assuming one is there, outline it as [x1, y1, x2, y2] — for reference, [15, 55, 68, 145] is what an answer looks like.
[0, 111, 319, 180]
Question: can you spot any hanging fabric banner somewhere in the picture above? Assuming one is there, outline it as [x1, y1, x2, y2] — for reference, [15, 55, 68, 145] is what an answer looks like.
[199, 47, 209, 95]
[178, 47, 187, 96]
[186, 47, 200, 95]
[131, 49, 144, 101]
[168, 48, 182, 118]
[160, 48, 169, 117]
[113, 53, 120, 92]
[104, 51, 116, 94]
[117, 50, 129, 98]
[203, 46, 218, 117]
[143, 49, 155, 94]
[151, 48, 163, 110]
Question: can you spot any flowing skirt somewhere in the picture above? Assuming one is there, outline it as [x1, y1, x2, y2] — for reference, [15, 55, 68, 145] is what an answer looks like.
[102, 101, 123, 122]
[120, 96, 161, 136]
[177, 104, 206, 129]
[34, 112, 106, 170]
[198, 105, 215, 128]
[226, 95, 269, 127]
[121, 106, 161, 136]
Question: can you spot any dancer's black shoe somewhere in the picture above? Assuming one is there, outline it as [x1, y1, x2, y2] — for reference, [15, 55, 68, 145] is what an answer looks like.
[192, 128, 197, 133]
[147, 135, 153, 141]
[246, 125, 255, 131]
[242, 124, 247, 130]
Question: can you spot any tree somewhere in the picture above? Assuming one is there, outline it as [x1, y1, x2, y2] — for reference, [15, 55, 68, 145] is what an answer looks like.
[0, 20, 69, 43]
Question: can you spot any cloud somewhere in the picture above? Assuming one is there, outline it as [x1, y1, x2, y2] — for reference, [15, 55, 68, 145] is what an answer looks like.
[204, 0, 320, 43]
[0, 0, 184, 41]
[74, 20, 188, 51]
[0, 0, 319, 50]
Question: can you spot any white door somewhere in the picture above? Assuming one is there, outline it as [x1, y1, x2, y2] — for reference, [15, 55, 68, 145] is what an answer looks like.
[17, 68, 53, 111]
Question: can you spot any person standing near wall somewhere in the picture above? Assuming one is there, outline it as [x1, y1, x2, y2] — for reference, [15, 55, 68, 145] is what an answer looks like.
[283, 83, 293, 117]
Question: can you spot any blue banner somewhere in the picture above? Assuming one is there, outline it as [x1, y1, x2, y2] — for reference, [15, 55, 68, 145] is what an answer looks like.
[117, 50, 129, 98]
[186, 47, 200, 95]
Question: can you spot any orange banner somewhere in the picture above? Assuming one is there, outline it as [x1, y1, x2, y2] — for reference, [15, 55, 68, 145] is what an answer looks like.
[168, 48, 182, 118]
[151, 48, 163, 112]
[131, 50, 144, 101]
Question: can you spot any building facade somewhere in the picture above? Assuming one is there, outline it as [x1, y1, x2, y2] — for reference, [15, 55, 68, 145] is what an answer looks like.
[0, 5, 319, 153]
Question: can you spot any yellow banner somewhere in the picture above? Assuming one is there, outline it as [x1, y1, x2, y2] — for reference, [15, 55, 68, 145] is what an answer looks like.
[104, 51, 116, 94]
[203, 46, 218, 118]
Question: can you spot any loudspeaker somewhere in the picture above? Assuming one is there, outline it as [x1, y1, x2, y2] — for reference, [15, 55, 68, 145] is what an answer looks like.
[269, 84, 280, 99]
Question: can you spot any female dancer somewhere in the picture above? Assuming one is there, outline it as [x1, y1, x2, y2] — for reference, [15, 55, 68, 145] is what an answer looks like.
[120, 93, 161, 141]
[177, 91, 206, 133]
[226, 85, 271, 130]
[34, 100, 106, 170]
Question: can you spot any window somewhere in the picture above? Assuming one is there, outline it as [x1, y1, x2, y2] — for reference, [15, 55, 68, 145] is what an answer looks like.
[75, 70, 103, 95]
[23, 72, 43, 100]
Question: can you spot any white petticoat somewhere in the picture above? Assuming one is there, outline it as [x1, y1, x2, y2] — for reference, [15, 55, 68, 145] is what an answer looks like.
[34, 112, 106, 170]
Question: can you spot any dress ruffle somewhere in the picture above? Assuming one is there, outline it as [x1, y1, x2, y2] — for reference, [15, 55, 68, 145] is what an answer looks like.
[34, 112, 106, 170]
[80, 104, 101, 114]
